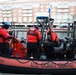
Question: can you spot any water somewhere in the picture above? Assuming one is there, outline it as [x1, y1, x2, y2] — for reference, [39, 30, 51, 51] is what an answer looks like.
[0, 72, 39, 75]
[0, 73, 21, 75]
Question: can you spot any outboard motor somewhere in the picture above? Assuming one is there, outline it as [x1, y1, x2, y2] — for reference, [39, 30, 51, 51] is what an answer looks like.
[65, 37, 75, 58]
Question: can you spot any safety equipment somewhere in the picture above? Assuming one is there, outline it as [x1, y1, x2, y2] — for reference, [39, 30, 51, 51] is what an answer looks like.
[2, 22, 10, 29]
[2, 22, 10, 26]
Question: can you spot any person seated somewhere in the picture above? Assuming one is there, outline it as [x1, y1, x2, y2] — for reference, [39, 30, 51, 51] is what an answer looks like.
[0, 22, 12, 56]
[46, 29, 59, 47]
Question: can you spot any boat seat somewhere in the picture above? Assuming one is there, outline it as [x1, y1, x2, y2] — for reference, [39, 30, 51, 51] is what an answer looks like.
[54, 38, 66, 53]
[54, 42, 64, 53]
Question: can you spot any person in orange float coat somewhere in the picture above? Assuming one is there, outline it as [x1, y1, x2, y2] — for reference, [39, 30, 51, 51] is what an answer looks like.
[0, 22, 12, 56]
[47, 29, 59, 47]
[26, 25, 41, 59]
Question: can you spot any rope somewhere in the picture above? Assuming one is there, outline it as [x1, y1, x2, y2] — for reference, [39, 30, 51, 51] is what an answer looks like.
[16, 58, 30, 64]
[32, 60, 70, 66]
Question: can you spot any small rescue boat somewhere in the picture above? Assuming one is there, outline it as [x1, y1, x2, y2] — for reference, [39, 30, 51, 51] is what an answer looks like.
[0, 37, 76, 75]
[0, 13, 76, 75]
[0, 56, 76, 75]
[0, 54, 76, 74]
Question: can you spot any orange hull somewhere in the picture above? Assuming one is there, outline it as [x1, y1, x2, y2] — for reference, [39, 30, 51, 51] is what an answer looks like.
[0, 56, 76, 74]
[0, 37, 76, 74]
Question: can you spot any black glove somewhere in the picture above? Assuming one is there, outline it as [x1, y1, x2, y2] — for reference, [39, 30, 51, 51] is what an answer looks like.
[9, 31, 13, 35]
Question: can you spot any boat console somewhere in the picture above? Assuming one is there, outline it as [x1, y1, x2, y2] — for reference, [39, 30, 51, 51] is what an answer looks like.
[35, 13, 76, 60]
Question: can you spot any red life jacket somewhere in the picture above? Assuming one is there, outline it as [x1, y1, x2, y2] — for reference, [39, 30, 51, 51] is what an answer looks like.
[51, 32, 59, 42]
[0, 27, 10, 43]
[27, 28, 41, 42]
[47, 29, 58, 42]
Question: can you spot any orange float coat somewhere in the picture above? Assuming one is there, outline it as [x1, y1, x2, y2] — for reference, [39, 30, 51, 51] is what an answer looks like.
[27, 27, 41, 42]
[0, 27, 10, 43]
[47, 29, 59, 42]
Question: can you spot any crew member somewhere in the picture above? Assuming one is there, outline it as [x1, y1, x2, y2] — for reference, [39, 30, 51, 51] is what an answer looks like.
[26, 25, 41, 59]
[47, 29, 59, 47]
[44, 18, 59, 59]
[0, 22, 12, 56]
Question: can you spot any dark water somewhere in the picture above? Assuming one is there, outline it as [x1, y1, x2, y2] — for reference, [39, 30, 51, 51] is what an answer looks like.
[0, 74, 51, 75]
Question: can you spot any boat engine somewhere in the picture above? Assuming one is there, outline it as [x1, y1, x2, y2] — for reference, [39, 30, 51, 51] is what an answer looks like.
[65, 37, 76, 58]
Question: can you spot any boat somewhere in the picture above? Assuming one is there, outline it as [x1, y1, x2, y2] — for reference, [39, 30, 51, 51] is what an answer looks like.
[0, 36, 76, 74]
[0, 38, 76, 75]
[0, 54, 76, 75]
[0, 13, 76, 75]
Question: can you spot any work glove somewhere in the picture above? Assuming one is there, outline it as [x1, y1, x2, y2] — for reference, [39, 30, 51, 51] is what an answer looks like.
[9, 30, 13, 35]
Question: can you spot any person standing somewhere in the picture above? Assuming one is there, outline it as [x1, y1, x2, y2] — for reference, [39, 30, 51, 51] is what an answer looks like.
[0, 22, 12, 56]
[26, 25, 41, 59]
